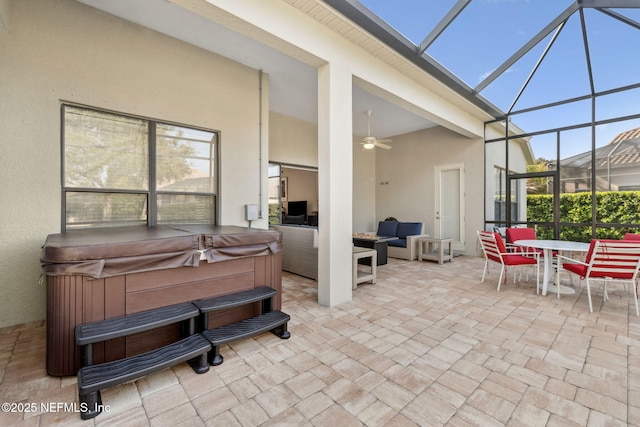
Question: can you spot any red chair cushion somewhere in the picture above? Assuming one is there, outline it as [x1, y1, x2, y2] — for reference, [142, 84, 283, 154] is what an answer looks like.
[563, 239, 639, 279]
[505, 228, 543, 255]
[493, 232, 508, 254]
[563, 262, 587, 277]
[502, 254, 537, 266]
[623, 233, 640, 241]
[505, 227, 536, 244]
[493, 232, 536, 265]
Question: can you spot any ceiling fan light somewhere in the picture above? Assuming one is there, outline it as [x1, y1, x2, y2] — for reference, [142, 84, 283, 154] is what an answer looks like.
[363, 142, 375, 149]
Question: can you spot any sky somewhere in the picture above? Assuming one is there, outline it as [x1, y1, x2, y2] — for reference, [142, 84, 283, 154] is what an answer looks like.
[357, 0, 640, 160]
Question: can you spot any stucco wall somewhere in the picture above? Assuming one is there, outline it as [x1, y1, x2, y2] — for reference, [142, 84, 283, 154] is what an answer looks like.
[269, 112, 318, 168]
[352, 141, 377, 232]
[0, 0, 264, 327]
[376, 126, 484, 255]
[268, 113, 377, 233]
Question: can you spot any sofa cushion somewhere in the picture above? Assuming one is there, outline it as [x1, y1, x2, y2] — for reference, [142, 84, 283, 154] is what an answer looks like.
[283, 215, 305, 225]
[388, 239, 406, 248]
[377, 221, 398, 237]
[397, 222, 422, 239]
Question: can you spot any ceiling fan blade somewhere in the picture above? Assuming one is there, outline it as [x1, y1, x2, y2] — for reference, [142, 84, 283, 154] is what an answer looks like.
[375, 142, 392, 149]
[375, 139, 392, 143]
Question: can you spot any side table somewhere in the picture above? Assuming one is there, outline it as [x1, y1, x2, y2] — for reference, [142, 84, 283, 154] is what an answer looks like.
[418, 237, 453, 265]
[352, 247, 377, 289]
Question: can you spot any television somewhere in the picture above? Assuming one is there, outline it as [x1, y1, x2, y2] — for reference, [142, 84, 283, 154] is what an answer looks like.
[287, 201, 307, 220]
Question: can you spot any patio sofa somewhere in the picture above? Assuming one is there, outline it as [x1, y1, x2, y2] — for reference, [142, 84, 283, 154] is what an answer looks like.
[376, 221, 428, 261]
[271, 224, 318, 280]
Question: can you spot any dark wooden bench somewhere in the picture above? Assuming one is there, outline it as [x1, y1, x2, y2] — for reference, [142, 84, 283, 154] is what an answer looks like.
[193, 286, 290, 365]
[75, 302, 210, 420]
[75, 287, 291, 419]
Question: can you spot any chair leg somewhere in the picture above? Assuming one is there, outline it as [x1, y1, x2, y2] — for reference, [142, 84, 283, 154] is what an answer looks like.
[634, 279, 639, 317]
[497, 265, 505, 291]
[481, 259, 488, 283]
[586, 279, 594, 313]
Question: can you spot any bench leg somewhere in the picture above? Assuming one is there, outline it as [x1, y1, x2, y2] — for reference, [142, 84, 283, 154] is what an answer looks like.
[79, 390, 103, 420]
[188, 352, 210, 374]
[209, 346, 224, 366]
[271, 323, 291, 339]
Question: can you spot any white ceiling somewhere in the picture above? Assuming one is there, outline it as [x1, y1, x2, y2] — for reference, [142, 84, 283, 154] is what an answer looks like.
[77, 0, 435, 140]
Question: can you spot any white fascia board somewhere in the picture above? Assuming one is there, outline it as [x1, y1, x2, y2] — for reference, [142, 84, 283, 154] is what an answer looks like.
[197, 0, 485, 138]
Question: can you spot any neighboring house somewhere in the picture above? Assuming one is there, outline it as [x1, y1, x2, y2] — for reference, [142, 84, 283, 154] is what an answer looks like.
[555, 127, 640, 193]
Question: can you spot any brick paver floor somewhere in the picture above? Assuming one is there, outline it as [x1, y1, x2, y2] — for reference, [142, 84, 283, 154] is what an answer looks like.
[1, 255, 639, 426]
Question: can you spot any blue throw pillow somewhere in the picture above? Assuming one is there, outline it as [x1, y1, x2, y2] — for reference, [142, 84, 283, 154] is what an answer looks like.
[397, 222, 422, 239]
[377, 221, 398, 237]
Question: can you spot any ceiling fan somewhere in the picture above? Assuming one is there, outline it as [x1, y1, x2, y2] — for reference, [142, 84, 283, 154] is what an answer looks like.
[361, 109, 392, 150]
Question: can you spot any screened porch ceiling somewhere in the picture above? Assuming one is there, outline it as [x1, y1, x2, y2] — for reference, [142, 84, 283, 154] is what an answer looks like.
[75, 0, 640, 144]
[350, 0, 640, 117]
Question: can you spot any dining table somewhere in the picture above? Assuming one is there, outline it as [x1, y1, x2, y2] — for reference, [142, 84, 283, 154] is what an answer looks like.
[513, 239, 590, 296]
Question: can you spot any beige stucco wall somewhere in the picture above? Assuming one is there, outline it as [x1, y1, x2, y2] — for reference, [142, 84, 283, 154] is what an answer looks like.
[269, 112, 318, 168]
[0, 0, 265, 327]
[352, 141, 377, 233]
[376, 126, 485, 255]
[268, 113, 484, 251]
[268, 113, 377, 233]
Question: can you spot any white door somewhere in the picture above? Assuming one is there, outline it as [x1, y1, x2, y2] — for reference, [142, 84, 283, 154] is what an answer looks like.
[435, 164, 465, 251]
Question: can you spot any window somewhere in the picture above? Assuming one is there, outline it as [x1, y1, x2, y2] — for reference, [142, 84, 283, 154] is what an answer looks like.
[62, 104, 218, 230]
[494, 167, 511, 222]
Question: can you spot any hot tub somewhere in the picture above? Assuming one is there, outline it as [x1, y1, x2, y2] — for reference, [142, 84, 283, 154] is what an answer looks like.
[41, 225, 282, 376]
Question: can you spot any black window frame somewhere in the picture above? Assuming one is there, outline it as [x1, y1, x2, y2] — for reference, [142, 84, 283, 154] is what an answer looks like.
[61, 103, 219, 231]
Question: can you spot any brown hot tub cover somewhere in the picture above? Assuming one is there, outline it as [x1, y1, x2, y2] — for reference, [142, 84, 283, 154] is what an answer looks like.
[41, 225, 283, 279]
[169, 225, 282, 263]
[40, 226, 200, 278]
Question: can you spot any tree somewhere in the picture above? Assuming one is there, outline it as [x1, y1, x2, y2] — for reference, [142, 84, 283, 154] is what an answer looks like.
[63, 106, 201, 225]
[526, 158, 550, 195]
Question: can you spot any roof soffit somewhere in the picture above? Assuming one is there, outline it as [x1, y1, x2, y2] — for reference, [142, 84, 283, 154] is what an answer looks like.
[284, 0, 494, 122]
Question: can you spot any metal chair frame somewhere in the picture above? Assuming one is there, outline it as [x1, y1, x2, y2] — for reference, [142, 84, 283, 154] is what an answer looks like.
[556, 240, 640, 316]
[477, 230, 539, 292]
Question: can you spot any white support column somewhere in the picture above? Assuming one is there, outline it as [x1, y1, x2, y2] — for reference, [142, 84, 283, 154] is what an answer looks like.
[317, 62, 353, 307]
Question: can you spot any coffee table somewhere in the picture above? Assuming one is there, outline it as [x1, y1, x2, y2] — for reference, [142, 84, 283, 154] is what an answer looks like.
[417, 237, 453, 264]
[352, 234, 398, 266]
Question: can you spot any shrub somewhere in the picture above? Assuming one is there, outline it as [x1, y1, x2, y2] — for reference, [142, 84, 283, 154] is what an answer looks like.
[526, 191, 640, 240]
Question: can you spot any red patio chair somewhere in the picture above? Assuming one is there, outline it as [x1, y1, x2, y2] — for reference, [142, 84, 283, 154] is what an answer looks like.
[556, 240, 640, 315]
[505, 227, 539, 252]
[505, 227, 542, 283]
[477, 230, 539, 292]
[623, 233, 640, 241]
